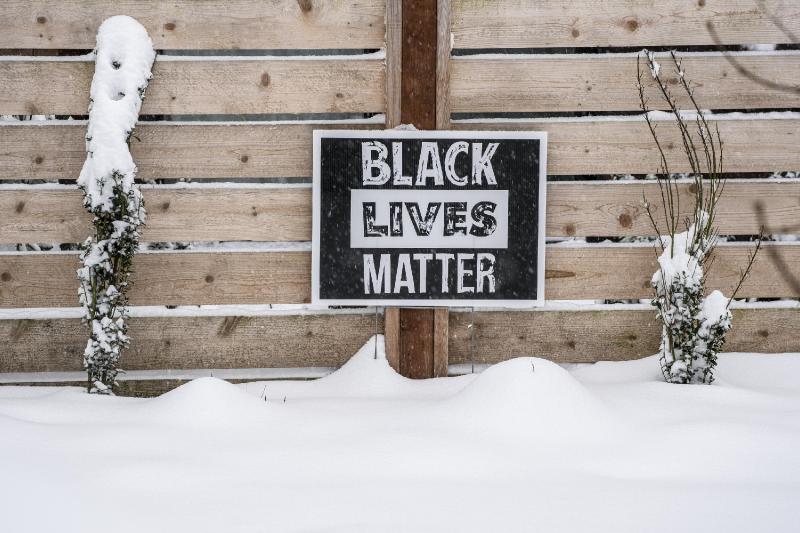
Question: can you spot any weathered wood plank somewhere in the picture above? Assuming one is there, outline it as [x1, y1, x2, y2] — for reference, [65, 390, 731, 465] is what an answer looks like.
[0, 312, 381, 373]
[448, 306, 800, 364]
[384, 0, 402, 128]
[0, 121, 381, 180]
[2, 117, 795, 181]
[456, 118, 800, 175]
[0, 187, 312, 243]
[1, 306, 796, 375]
[435, 0, 452, 130]
[0, 250, 312, 307]
[543, 180, 800, 238]
[0, 0, 386, 50]
[450, 54, 800, 113]
[452, 0, 800, 49]
[0, 58, 385, 115]
[1, 180, 796, 244]
[0, 243, 795, 307]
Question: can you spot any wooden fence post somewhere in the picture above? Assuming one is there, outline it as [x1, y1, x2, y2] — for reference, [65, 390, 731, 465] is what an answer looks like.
[383, 0, 449, 378]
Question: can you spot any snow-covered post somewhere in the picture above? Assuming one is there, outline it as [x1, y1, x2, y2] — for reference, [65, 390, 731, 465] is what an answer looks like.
[637, 50, 761, 384]
[77, 16, 155, 394]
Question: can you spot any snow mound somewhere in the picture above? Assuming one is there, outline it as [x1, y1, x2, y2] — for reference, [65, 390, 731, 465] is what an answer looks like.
[314, 335, 405, 392]
[448, 357, 621, 441]
[141, 377, 269, 426]
[246, 335, 472, 401]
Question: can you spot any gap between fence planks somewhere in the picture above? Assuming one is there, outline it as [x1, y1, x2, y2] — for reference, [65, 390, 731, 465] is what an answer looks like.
[0, 243, 795, 308]
[0, 58, 385, 115]
[1, 307, 797, 375]
[1, 181, 797, 244]
[0, 0, 386, 50]
[2, 118, 797, 180]
[449, 54, 800, 113]
[451, 0, 800, 49]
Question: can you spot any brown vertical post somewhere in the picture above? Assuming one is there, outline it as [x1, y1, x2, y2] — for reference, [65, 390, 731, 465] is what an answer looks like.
[383, 0, 449, 378]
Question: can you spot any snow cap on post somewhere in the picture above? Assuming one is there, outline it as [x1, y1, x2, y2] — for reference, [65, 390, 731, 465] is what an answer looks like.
[78, 15, 155, 212]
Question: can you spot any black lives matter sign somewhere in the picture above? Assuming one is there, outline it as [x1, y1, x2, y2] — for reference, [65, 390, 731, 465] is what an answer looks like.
[312, 130, 547, 306]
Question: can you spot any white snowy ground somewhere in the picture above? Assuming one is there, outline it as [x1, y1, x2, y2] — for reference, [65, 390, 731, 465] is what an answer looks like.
[1, 338, 798, 533]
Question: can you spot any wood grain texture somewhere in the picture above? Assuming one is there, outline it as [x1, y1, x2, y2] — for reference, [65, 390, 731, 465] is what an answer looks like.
[0, 0, 386, 50]
[2, 180, 796, 244]
[0, 307, 796, 376]
[0, 251, 311, 307]
[1, 243, 795, 307]
[0, 312, 381, 373]
[384, 307, 400, 371]
[433, 307, 449, 378]
[455, 118, 800, 175]
[0, 58, 385, 115]
[0, 187, 312, 243]
[2, 117, 795, 181]
[0, 122, 381, 180]
[384, 0, 402, 128]
[452, 0, 800, 49]
[400, 0, 437, 130]
[450, 54, 800, 113]
[448, 307, 800, 364]
[5, 180, 798, 244]
[435, 0, 452, 129]
[543, 180, 800, 238]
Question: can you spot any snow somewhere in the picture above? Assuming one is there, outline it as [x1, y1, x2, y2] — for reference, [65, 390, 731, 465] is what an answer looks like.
[0, 336, 798, 532]
[0, 299, 796, 322]
[78, 16, 154, 212]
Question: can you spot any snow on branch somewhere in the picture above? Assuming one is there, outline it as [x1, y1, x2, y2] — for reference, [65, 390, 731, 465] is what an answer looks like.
[77, 16, 155, 394]
[637, 49, 762, 384]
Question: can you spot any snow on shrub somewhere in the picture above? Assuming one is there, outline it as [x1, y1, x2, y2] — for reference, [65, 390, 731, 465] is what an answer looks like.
[77, 16, 155, 394]
[637, 50, 761, 384]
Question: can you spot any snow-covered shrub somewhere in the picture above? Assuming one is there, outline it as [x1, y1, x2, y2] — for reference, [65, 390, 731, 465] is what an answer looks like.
[77, 16, 155, 394]
[637, 50, 760, 384]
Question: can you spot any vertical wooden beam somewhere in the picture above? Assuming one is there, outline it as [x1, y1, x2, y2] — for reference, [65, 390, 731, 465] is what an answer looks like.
[385, 0, 402, 129]
[436, 0, 452, 130]
[433, 308, 449, 377]
[382, 0, 449, 378]
[384, 307, 400, 370]
[400, 0, 437, 130]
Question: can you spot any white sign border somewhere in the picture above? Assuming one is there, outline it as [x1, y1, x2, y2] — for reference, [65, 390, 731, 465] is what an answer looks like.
[312, 129, 548, 308]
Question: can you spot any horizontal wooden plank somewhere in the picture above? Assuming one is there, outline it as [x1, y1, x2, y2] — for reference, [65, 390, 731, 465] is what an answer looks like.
[0, 121, 381, 180]
[448, 306, 800, 365]
[0, 312, 381, 373]
[0, 57, 385, 115]
[0, 187, 312, 243]
[455, 117, 800, 175]
[0, 243, 795, 307]
[0, 1, 385, 50]
[1, 307, 796, 376]
[545, 180, 800, 238]
[1, 117, 797, 180]
[1, 180, 797, 243]
[452, 0, 800, 49]
[450, 53, 800, 113]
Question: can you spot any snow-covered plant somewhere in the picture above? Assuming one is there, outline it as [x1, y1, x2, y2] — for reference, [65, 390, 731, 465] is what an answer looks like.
[77, 16, 155, 394]
[637, 50, 761, 384]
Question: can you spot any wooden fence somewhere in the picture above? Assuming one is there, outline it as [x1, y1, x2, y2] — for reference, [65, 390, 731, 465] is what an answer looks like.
[1, 0, 799, 395]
